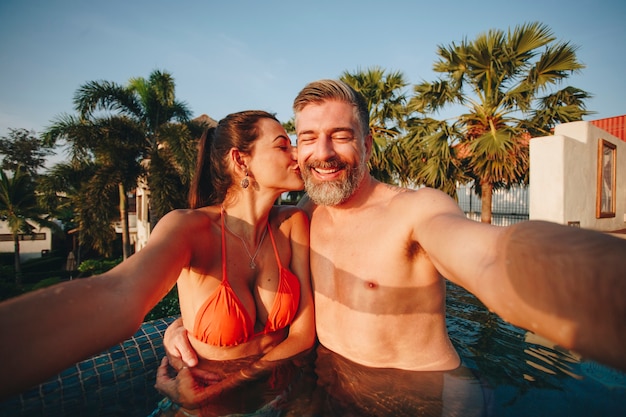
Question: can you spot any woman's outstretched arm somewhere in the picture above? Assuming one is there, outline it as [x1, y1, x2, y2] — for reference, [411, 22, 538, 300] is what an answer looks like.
[0, 210, 197, 399]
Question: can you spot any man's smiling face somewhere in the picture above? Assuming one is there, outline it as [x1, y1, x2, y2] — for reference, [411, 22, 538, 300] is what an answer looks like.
[295, 99, 369, 206]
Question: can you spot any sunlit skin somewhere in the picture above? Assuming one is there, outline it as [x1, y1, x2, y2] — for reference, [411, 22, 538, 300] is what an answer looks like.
[293, 98, 626, 372]
[164, 94, 626, 381]
[177, 118, 311, 366]
[165, 96, 626, 376]
[296, 101, 367, 206]
[0, 116, 316, 405]
[295, 99, 462, 370]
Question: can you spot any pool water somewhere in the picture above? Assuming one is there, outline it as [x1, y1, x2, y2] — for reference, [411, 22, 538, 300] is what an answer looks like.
[1, 282, 625, 416]
[0, 317, 176, 416]
[445, 283, 626, 417]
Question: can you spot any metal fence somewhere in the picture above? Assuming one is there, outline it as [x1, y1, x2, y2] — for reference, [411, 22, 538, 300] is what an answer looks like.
[457, 183, 529, 226]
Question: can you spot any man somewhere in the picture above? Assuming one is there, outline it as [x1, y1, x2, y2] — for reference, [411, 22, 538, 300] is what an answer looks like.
[292, 79, 626, 372]
[160, 79, 625, 412]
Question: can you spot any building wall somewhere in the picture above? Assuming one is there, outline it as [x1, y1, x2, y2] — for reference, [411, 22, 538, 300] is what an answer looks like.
[0, 221, 53, 262]
[530, 121, 626, 232]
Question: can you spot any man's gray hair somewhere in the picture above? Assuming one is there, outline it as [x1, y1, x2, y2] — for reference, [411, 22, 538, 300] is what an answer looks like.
[293, 79, 370, 135]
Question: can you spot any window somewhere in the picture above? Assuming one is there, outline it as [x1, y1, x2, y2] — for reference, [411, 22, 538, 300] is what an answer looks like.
[137, 195, 143, 221]
[596, 139, 616, 218]
[0, 233, 46, 242]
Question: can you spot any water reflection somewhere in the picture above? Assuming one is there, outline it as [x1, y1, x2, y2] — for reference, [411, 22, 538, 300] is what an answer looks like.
[302, 345, 489, 417]
[523, 332, 582, 381]
[445, 282, 626, 416]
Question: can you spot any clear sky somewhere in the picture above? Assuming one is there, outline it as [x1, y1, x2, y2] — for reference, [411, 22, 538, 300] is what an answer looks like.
[1, 0, 624, 162]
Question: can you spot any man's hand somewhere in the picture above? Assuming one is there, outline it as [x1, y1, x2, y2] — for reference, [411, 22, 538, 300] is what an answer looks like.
[164, 317, 198, 368]
[154, 357, 269, 409]
[155, 357, 224, 409]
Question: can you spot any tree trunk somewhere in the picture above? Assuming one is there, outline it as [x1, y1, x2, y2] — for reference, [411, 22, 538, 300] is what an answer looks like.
[480, 179, 493, 224]
[75, 229, 82, 268]
[13, 234, 22, 287]
[119, 183, 132, 260]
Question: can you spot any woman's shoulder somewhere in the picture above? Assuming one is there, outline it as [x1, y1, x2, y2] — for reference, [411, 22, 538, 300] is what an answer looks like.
[154, 207, 221, 234]
[271, 205, 308, 221]
[270, 205, 309, 231]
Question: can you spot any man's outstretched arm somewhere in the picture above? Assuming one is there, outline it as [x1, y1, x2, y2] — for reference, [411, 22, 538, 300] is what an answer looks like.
[413, 188, 626, 371]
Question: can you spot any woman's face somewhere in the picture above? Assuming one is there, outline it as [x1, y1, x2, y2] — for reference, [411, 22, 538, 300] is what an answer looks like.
[247, 118, 303, 193]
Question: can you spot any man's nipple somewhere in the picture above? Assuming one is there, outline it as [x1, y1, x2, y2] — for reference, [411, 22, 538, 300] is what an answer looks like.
[365, 281, 378, 289]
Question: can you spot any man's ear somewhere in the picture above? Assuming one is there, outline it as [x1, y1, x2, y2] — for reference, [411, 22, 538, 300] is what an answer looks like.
[364, 133, 374, 160]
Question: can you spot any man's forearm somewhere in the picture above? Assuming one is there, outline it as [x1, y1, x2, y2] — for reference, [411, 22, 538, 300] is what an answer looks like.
[494, 221, 626, 371]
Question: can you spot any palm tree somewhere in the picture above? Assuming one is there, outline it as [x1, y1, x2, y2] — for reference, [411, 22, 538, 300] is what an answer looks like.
[44, 70, 206, 257]
[409, 22, 591, 222]
[44, 114, 145, 259]
[0, 168, 58, 286]
[37, 161, 105, 264]
[341, 67, 410, 184]
[72, 70, 197, 224]
[403, 116, 468, 196]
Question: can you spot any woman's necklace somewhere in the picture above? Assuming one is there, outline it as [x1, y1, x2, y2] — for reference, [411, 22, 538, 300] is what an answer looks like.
[223, 214, 268, 269]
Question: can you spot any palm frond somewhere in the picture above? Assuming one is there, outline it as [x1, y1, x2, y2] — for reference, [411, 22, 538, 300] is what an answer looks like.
[74, 80, 142, 119]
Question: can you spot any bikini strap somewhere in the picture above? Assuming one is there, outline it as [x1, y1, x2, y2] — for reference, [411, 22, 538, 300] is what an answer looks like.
[267, 221, 282, 268]
[220, 207, 229, 284]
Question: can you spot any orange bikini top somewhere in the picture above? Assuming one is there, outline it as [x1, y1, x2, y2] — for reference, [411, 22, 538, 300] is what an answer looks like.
[191, 211, 301, 347]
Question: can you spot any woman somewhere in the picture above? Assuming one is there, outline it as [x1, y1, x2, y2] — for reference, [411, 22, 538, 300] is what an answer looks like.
[0, 111, 315, 414]
[153, 110, 315, 415]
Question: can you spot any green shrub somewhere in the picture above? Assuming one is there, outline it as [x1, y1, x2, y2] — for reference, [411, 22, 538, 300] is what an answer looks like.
[23, 257, 61, 268]
[20, 256, 65, 284]
[144, 286, 180, 321]
[78, 258, 121, 276]
[30, 277, 63, 290]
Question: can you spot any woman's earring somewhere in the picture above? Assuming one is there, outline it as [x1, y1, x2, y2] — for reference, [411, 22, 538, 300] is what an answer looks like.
[240, 171, 249, 189]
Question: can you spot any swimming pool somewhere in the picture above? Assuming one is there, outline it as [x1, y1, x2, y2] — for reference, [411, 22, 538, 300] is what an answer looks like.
[0, 316, 176, 416]
[1, 282, 625, 416]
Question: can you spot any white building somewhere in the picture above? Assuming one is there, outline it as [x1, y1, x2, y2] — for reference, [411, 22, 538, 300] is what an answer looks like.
[530, 120, 626, 232]
[0, 221, 53, 262]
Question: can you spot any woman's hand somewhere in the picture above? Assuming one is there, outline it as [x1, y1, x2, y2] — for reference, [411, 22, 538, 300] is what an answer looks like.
[164, 317, 199, 368]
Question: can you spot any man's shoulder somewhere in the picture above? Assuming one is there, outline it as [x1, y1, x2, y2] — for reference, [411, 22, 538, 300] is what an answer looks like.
[381, 186, 464, 230]
[386, 185, 451, 206]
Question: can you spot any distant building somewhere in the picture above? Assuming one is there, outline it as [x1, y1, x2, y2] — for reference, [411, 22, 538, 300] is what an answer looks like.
[591, 115, 626, 142]
[530, 117, 625, 232]
[0, 221, 53, 262]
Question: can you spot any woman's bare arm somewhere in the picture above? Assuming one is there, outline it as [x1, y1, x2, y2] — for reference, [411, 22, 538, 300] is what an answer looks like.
[0, 210, 197, 399]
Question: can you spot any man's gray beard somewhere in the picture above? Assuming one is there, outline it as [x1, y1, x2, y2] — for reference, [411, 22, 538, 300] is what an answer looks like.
[303, 162, 366, 206]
